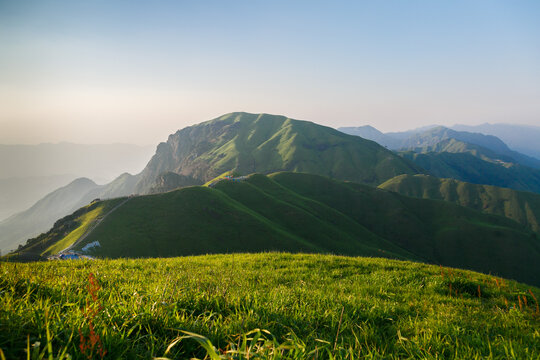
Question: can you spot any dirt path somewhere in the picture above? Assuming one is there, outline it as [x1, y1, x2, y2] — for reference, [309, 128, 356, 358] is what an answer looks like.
[60, 196, 133, 254]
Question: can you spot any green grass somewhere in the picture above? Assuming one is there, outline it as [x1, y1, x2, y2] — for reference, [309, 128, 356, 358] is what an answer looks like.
[0, 253, 539, 359]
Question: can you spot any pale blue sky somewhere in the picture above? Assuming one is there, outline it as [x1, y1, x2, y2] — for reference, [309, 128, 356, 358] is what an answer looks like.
[1, 1, 539, 144]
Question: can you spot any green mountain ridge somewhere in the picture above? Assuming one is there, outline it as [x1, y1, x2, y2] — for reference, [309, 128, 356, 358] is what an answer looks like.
[379, 174, 540, 233]
[402, 137, 517, 164]
[12, 172, 540, 286]
[452, 123, 540, 160]
[399, 126, 513, 156]
[401, 151, 540, 194]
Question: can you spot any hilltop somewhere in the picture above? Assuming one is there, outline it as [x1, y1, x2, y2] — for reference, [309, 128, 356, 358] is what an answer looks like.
[12, 172, 540, 286]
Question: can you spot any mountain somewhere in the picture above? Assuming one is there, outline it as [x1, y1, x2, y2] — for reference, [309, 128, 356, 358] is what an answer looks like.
[452, 123, 540, 160]
[0, 173, 140, 255]
[340, 124, 540, 193]
[340, 125, 540, 168]
[379, 174, 540, 233]
[13, 172, 540, 286]
[0, 178, 100, 255]
[336, 125, 401, 149]
[399, 126, 511, 154]
[0, 174, 77, 221]
[0, 112, 424, 253]
[384, 125, 441, 140]
[400, 151, 540, 194]
[401, 137, 515, 163]
[134, 112, 423, 193]
[399, 126, 540, 169]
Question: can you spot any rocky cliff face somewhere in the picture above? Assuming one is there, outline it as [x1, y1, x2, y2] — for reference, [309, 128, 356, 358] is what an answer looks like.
[148, 172, 202, 194]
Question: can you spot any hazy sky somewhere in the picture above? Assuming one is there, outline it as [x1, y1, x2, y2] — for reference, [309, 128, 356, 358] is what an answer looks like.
[1, 1, 539, 145]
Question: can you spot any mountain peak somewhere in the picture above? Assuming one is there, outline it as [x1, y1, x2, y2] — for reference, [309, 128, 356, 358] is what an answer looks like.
[67, 177, 97, 187]
[133, 113, 422, 193]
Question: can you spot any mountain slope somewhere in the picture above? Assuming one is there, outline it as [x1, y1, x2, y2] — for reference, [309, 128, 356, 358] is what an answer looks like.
[379, 174, 540, 233]
[0, 174, 78, 221]
[400, 151, 540, 193]
[452, 123, 540, 160]
[134, 112, 423, 193]
[13, 172, 540, 286]
[0, 173, 140, 254]
[0, 178, 100, 254]
[400, 126, 512, 154]
[340, 124, 540, 168]
[400, 126, 540, 169]
[340, 125, 540, 194]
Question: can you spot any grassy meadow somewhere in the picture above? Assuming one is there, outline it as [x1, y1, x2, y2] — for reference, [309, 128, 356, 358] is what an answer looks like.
[1, 253, 539, 359]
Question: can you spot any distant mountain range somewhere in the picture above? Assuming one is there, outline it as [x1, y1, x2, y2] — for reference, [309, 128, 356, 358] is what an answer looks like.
[339, 125, 540, 167]
[451, 123, 540, 160]
[339, 124, 540, 193]
[12, 172, 540, 286]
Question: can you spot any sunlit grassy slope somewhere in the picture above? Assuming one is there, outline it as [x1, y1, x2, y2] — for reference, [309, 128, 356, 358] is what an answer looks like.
[380, 174, 540, 233]
[16, 172, 540, 286]
[9, 198, 126, 259]
[1, 253, 539, 359]
[42, 205, 104, 255]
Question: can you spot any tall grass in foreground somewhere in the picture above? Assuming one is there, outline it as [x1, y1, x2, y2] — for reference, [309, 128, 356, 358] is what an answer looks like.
[1, 253, 539, 359]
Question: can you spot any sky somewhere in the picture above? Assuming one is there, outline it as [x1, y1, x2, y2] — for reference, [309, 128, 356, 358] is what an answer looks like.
[1, 0, 539, 145]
